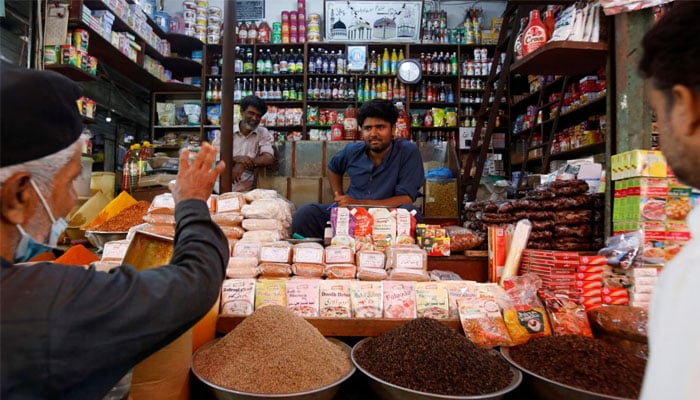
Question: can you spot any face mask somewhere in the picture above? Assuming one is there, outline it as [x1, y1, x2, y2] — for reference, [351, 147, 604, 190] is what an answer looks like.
[13, 180, 68, 263]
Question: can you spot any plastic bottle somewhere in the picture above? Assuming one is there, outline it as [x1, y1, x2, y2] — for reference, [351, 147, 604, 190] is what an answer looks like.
[139, 141, 153, 177]
[247, 20, 257, 44]
[394, 102, 410, 139]
[128, 144, 141, 192]
[337, 50, 346, 75]
[390, 48, 398, 75]
[382, 48, 390, 75]
[514, 17, 528, 60]
[257, 19, 270, 43]
[343, 105, 358, 140]
[522, 10, 547, 56]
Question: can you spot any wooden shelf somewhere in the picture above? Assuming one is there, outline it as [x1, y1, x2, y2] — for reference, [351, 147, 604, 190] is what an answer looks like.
[44, 64, 96, 81]
[218, 316, 460, 336]
[549, 141, 606, 160]
[511, 41, 608, 76]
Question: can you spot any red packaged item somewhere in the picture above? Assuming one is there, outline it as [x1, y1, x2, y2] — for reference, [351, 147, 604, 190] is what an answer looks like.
[540, 290, 593, 337]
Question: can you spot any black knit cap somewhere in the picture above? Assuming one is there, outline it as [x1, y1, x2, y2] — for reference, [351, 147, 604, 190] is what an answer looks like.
[1, 61, 83, 167]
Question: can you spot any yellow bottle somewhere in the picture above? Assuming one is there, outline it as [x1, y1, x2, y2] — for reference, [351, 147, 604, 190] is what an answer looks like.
[390, 48, 398, 75]
[380, 79, 388, 99]
[382, 48, 390, 75]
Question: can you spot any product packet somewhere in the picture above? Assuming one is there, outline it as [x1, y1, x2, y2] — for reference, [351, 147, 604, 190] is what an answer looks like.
[457, 295, 512, 348]
[416, 282, 449, 319]
[286, 279, 321, 317]
[501, 273, 552, 345]
[221, 278, 256, 316]
[350, 281, 383, 318]
[443, 280, 478, 318]
[254, 279, 287, 310]
[370, 208, 397, 250]
[382, 281, 417, 319]
[319, 280, 352, 318]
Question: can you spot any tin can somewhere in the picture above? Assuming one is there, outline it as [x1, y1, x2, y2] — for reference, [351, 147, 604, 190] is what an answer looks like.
[195, 16, 207, 26]
[183, 1, 196, 10]
[72, 29, 89, 51]
[195, 25, 206, 35]
[194, 32, 206, 43]
[207, 15, 221, 27]
[196, 0, 207, 8]
[44, 45, 60, 65]
[195, 6, 207, 17]
[307, 13, 321, 24]
[307, 31, 321, 42]
[60, 45, 78, 67]
[207, 6, 221, 18]
[271, 30, 282, 44]
[183, 9, 196, 20]
[207, 33, 220, 44]
[78, 49, 88, 71]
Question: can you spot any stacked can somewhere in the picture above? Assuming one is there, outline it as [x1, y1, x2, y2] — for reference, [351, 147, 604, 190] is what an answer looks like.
[194, 1, 208, 42]
[307, 13, 321, 42]
[281, 11, 290, 43]
[207, 6, 222, 44]
[272, 22, 282, 44]
[182, 1, 197, 38]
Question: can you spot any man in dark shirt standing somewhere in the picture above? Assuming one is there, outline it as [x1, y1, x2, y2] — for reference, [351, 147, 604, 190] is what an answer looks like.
[0, 62, 229, 399]
[291, 99, 424, 238]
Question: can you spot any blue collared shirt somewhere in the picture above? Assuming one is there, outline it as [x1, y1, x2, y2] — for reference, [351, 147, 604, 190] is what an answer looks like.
[327, 139, 424, 201]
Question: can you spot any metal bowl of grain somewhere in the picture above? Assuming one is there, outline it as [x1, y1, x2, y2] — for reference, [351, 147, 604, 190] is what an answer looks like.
[85, 230, 128, 251]
[500, 346, 638, 400]
[192, 338, 355, 400]
[351, 337, 522, 400]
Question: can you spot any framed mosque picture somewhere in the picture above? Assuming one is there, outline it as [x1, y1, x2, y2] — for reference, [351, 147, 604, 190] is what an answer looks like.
[324, 0, 423, 42]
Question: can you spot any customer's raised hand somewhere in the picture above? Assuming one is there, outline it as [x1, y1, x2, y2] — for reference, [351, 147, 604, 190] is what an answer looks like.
[172, 142, 225, 204]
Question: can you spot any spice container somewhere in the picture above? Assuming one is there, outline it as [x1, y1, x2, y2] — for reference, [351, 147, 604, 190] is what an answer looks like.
[424, 178, 458, 217]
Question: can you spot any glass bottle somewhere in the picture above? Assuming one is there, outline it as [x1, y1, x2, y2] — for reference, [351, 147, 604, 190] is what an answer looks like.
[247, 20, 257, 44]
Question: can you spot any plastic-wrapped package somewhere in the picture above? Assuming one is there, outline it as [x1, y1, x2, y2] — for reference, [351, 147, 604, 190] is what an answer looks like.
[540, 290, 593, 337]
[382, 281, 416, 318]
[226, 266, 259, 279]
[143, 213, 176, 225]
[286, 279, 321, 317]
[220, 225, 245, 240]
[211, 212, 244, 226]
[217, 192, 246, 213]
[356, 267, 388, 281]
[233, 241, 261, 259]
[293, 242, 324, 264]
[324, 264, 357, 279]
[388, 268, 430, 281]
[148, 193, 176, 214]
[259, 241, 293, 264]
[291, 263, 324, 278]
[385, 245, 427, 271]
[259, 262, 292, 277]
[324, 245, 355, 265]
[243, 189, 279, 202]
[227, 256, 258, 270]
[140, 223, 175, 238]
[356, 250, 385, 269]
[242, 218, 285, 231]
[241, 229, 282, 242]
[458, 296, 513, 348]
[429, 270, 463, 281]
[501, 274, 552, 345]
[241, 198, 295, 222]
[416, 282, 449, 319]
[444, 225, 484, 252]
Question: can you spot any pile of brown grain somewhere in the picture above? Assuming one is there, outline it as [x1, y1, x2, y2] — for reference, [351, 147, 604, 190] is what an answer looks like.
[193, 305, 352, 394]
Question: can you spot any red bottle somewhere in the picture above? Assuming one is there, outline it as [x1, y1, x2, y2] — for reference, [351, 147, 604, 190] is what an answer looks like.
[522, 10, 547, 57]
[544, 10, 556, 39]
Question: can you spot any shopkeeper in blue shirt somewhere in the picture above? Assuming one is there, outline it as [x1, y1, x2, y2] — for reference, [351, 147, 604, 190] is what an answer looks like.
[291, 99, 424, 238]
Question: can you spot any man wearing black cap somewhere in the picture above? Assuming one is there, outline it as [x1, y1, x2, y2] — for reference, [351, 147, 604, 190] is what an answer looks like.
[0, 62, 229, 398]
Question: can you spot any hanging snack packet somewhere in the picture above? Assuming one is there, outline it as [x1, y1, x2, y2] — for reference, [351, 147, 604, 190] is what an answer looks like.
[501, 273, 552, 345]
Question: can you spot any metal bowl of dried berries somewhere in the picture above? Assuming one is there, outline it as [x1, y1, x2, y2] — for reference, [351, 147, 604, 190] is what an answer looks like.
[191, 305, 356, 400]
[501, 335, 646, 400]
[351, 318, 522, 400]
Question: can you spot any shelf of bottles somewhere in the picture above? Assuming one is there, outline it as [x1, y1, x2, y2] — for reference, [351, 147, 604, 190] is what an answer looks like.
[220, 42, 499, 141]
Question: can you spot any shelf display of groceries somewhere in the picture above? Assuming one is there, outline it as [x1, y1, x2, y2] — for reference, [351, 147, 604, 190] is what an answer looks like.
[610, 150, 698, 305]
